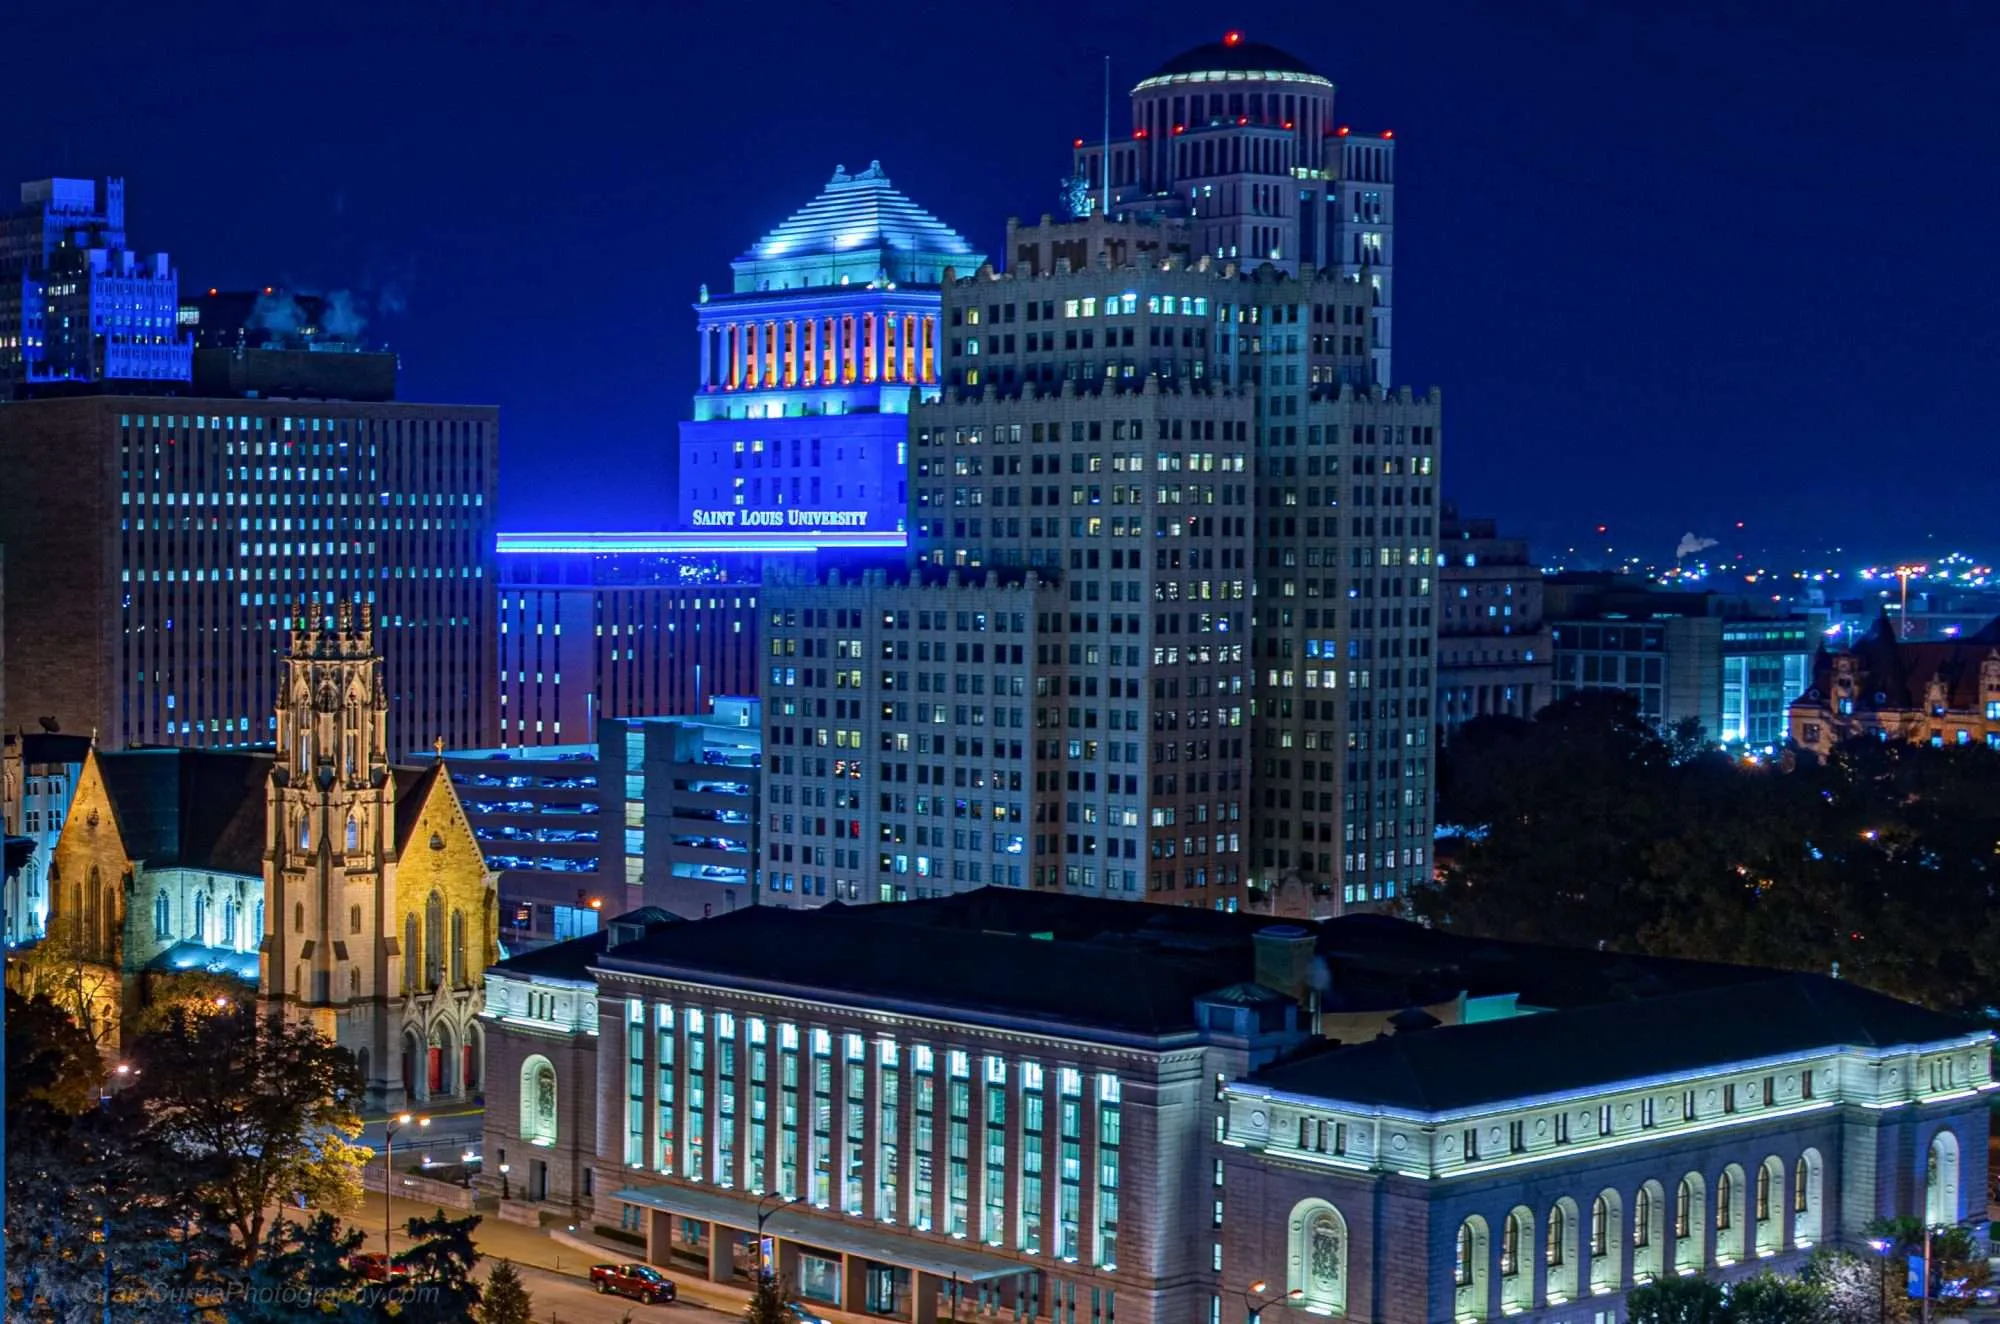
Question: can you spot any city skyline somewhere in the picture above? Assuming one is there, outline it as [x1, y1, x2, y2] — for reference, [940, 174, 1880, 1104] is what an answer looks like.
[9, 0, 1997, 557]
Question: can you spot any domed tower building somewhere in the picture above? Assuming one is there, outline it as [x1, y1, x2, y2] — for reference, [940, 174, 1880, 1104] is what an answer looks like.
[1071, 32, 1395, 385]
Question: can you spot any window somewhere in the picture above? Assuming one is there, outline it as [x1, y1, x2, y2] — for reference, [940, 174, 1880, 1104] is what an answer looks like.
[1755, 1164, 1772, 1221]
[522, 1056, 558, 1144]
[1722, 1083, 1737, 1113]
[1715, 1170, 1733, 1230]
[1546, 1205, 1566, 1267]
[1793, 1159, 1809, 1214]
[1295, 1205, 1346, 1312]
[1634, 1188, 1652, 1247]
[1675, 1181, 1693, 1239]
[1461, 1128, 1480, 1161]
[1454, 1223, 1474, 1287]
[1591, 1197, 1609, 1256]
[1501, 1213, 1522, 1276]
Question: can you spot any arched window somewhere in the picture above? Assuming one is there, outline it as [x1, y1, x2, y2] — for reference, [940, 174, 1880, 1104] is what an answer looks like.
[298, 816, 310, 850]
[1716, 1164, 1746, 1262]
[253, 900, 264, 940]
[193, 892, 209, 945]
[1926, 1130, 1960, 1226]
[1285, 1199, 1347, 1314]
[1634, 1180, 1666, 1283]
[424, 892, 444, 989]
[1756, 1157, 1785, 1254]
[450, 910, 467, 987]
[1674, 1175, 1706, 1273]
[1793, 1149, 1824, 1245]
[1590, 1190, 1622, 1294]
[221, 897, 237, 949]
[1546, 1198, 1579, 1300]
[521, 1056, 559, 1145]
[403, 914, 421, 992]
[1500, 1208, 1533, 1314]
[154, 891, 172, 940]
[1452, 1217, 1489, 1321]
[345, 814, 359, 852]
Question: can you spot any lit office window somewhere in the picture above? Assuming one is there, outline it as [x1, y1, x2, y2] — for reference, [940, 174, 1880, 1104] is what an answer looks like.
[876, 1039, 901, 1219]
[1097, 1075, 1122, 1268]
[654, 1005, 676, 1174]
[1020, 1061, 1045, 1253]
[911, 1045, 935, 1230]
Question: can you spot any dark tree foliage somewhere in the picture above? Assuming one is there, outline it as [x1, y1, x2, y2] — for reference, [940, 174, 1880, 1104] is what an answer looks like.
[393, 1210, 484, 1323]
[228, 1212, 372, 1323]
[1422, 692, 2000, 1010]
[1625, 1274, 1732, 1324]
[126, 1002, 368, 1262]
[747, 1270, 792, 1324]
[4, 987, 103, 1124]
[479, 1259, 533, 1324]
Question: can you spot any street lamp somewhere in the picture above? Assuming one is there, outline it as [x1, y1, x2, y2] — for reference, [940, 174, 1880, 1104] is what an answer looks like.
[1867, 1236, 1892, 1324]
[756, 1193, 801, 1280]
[383, 1113, 428, 1256]
[497, 1162, 511, 1201]
[1242, 1280, 1303, 1324]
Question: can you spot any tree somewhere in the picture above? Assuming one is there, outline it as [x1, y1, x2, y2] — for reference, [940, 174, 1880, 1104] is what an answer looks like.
[1802, 1248, 1908, 1324]
[5, 986, 105, 1120]
[393, 1210, 484, 1322]
[227, 1212, 372, 1323]
[747, 1269, 792, 1324]
[1626, 1273, 1731, 1324]
[128, 969, 250, 1037]
[1727, 1272, 1822, 1324]
[480, 1258, 533, 1324]
[7, 926, 124, 1051]
[126, 1003, 366, 1262]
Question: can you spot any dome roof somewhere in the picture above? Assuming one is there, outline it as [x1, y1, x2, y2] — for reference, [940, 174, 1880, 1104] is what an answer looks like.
[1141, 33, 1325, 84]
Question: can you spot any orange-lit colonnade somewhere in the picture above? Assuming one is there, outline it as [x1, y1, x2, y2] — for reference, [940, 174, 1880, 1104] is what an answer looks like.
[699, 311, 937, 390]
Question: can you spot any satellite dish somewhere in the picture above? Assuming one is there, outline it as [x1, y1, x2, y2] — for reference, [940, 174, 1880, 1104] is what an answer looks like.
[37, 716, 59, 733]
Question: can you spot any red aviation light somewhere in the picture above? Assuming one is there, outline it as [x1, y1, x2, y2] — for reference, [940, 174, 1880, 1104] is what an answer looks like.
[1174, 124, 1185, 135]
[1134, 128, 1147, 139]
[1381, 130, 1394, 139]
[1223, 30, 1242, 45]
[1335, 126, 1350, 137]
[1074, 137, 1084, 147]
[1283, 121, 1293, 129]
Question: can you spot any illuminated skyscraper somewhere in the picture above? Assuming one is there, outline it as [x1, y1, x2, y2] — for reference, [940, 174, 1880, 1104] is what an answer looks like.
[0, 178, 192, 397]
[677, 162, 983, 536]
[1069, 34, 1397, 384]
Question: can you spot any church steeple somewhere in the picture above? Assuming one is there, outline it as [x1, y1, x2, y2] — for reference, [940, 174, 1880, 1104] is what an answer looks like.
[277, 600, 389, 791]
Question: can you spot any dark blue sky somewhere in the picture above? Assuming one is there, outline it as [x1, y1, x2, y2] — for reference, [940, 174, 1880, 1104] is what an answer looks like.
[15, 0, 1998, 559]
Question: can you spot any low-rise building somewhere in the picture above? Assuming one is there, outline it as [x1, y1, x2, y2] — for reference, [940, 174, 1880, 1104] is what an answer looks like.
[1437, 508, 1550, 735]
[601, 700, 761, 919]
[0, 731, 89, 943]
[476, 891, 1989, 1324]
[433, 742, 610, 950]
[1789, 616, 2000, 757]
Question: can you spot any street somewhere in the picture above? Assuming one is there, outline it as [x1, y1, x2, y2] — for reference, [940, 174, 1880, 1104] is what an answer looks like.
[507, 1262, 738, 1324]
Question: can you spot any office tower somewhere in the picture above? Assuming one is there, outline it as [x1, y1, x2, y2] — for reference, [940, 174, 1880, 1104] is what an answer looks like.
[0, 389, 499, 754]
[0, 178, 192, 397]
[1719, 618, 1814, 748]
[494, 544, 768, 746]
[1545, 575, 1724, 736]
[679, 162, 983, 535]
[1069, 34, 1396, 383]
[1437, 506, 1552, 734]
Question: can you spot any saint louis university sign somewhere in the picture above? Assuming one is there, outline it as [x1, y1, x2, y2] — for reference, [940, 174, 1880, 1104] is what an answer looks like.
[689, 508, 873, 529]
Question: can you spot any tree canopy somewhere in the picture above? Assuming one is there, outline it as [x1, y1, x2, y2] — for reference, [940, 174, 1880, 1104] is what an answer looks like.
[1423, 691, 2000, 1011]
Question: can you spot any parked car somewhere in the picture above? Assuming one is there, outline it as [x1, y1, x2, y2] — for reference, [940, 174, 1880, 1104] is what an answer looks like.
[786, 1302, 831, 1324]
[591, 1263, 677, 1304]
[346, 1252, 408, 1284]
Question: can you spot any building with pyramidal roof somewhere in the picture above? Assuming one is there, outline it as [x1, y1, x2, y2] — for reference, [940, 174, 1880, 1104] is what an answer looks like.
[677, 162, 984, 537]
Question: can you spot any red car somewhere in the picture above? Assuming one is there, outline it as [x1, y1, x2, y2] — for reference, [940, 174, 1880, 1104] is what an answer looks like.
[347, 1252, 409, 1285]
[591, 1262, 677, 1305]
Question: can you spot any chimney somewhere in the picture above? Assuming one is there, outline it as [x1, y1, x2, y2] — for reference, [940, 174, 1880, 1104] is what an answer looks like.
[1252, 925, 1316, 1006]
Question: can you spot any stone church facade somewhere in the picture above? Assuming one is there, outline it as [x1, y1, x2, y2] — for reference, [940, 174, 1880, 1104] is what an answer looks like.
[44, 602, 497, 1107]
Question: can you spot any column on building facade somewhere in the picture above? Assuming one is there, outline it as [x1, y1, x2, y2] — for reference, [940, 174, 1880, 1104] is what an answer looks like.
[646, 1209, 673, 1270]
[726, 324, 741, 389]
[912, 1271, 943, 1324]
[869, 312, 884, 385]
[840, 1254, 867, 1313]
[706, 1223, 734, 1283]
[699, 323, 713, 389]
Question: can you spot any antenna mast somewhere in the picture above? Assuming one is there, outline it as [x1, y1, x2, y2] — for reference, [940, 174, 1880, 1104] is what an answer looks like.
[1102, 55, 1112, 218]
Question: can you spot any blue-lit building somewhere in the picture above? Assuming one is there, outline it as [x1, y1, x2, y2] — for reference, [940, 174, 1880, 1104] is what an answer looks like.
[0, 178, 192, 397]
[677, 161, 984, 535]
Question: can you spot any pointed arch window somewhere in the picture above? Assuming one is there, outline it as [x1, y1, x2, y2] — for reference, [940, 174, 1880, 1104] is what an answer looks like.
[154, 890, 172, 940]
[424, 892, 444, 989]
[450, 909, 467, 987]
[345, 814, 359, 852]
[298, 816, 311, 850]
[403, 914, 421, 992]
[193, 891, 209, 945]
[221, 896, 237, 949]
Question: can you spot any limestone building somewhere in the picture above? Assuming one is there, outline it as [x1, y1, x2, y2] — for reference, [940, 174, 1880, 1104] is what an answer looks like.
[1789, 615, 2000, 757]
[475, 890, 1991, 1324]
[1437, 507, 1551, 735]
[44, 604, 497, 1105]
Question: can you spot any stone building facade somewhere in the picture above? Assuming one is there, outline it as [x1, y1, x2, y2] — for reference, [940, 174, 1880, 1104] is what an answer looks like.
[1437, 507, 1550, 735]
[1789, 615, 2000, 757]
[477, 892, 1986, 1324]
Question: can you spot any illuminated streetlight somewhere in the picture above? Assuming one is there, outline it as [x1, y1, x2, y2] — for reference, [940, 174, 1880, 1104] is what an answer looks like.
[383, 1114, 429, 1254]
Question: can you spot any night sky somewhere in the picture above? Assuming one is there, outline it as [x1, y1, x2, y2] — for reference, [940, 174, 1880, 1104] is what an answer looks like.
[14, 0, 1998, 561]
